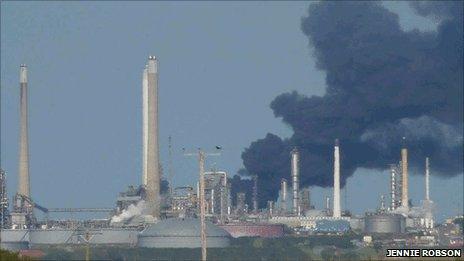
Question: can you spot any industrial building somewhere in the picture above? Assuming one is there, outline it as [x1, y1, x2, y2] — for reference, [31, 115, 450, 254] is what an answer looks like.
[0, 58, 448, 253]
[0, 59, 230, 250]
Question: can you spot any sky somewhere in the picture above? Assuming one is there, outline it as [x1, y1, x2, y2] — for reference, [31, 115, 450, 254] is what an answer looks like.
[1, 1, 462, 221]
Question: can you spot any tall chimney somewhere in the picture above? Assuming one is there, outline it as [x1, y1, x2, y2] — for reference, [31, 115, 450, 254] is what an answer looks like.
[144, 56, 160, 218]
[142, 65, 148, 186]
[401, 137, 408, 209]
[18, 64, 30, 198]
[291, 148, 300, 216]
[252, 175, 258, 214]
[333, 139, 341, 218]
[280, 178, 287, 213]
[425, 157, 430, 201]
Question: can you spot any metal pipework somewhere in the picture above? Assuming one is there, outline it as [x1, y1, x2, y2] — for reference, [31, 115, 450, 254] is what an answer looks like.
[199, 151, 207, 261]
[291, 148, 300, 216]
[389, 164, 397, 210]
[220, 173, 228, 223]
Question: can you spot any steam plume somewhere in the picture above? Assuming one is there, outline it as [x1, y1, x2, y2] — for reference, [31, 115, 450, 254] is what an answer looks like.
[110, 200, 146, 223]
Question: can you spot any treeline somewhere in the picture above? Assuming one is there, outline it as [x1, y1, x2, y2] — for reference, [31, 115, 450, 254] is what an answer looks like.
[39, 236, 371, 260]
[0, 249, 30, 261]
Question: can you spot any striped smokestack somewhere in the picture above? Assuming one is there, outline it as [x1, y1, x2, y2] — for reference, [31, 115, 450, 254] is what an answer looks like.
[18, 64, 30, 198]
[401, 137, 408, 209]
[144, 56, 160, 218]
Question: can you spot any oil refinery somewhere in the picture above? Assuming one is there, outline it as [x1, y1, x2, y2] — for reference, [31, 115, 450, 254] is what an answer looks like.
[0, 58, 461, 254]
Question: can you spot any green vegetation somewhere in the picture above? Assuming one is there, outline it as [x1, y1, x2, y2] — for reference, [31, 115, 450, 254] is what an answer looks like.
[38, 236, 380, 260]
[0, 249, 30, 261]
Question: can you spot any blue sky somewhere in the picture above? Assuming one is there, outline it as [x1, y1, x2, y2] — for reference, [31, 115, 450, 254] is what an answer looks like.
[1, 1, 462, 221]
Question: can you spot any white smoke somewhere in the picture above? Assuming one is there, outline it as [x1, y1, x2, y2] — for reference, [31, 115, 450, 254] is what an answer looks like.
[361, 115, 463, 149]
[110, 200, 146, 223]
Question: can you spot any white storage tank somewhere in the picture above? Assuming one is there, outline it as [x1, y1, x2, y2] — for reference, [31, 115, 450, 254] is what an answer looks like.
[138, 218, 231, 248]
[364, 213, 405, 234]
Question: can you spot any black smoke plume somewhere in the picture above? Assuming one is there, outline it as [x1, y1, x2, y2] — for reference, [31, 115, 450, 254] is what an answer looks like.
[242, 1, 463, 207]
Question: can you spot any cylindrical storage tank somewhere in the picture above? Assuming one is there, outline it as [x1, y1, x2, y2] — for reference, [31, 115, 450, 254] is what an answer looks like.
[0, 229, 29, 251]
[219, 223, 284, 238]
[29, 229, 74, 245]
[29, 228, 140, 246]
[138, 218, 231, 248]
[364, 213, 405, 234]
[89, 228, 139, 245]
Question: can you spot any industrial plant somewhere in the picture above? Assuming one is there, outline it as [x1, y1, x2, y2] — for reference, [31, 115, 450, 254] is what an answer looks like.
[0, 58, 462, 256]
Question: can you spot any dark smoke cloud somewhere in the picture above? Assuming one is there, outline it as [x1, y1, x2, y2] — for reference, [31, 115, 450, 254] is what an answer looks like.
[242, 1, 463, 207]
[229, 175, 253, 207]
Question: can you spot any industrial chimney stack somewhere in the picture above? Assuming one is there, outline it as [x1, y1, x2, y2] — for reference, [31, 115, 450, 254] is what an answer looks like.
[333, 139, 341, 218]
[401, 137, 408, 210]
[252, 175, 258, 214]
[425, 157, 430, 201]
[280, 178, 287, 213]
[142, 65, 148, 186]
[18, 64, 30, 198]
[290, 148, 300, 216]
[143, 56, 160, 219]
[424, 157, 434, 228]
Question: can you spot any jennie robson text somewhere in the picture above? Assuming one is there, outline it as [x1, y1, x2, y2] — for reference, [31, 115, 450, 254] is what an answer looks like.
[386, 249, 462, 258]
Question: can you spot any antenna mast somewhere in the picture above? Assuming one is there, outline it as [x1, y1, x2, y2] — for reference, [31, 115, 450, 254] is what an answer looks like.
[168, 136, 173, 196]
[184, 147, 221, 261]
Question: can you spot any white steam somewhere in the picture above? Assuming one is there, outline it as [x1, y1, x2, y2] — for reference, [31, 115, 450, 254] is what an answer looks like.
[110, 200, 146, 223]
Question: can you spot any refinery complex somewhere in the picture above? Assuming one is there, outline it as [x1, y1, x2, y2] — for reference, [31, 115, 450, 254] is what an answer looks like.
[0, 57, 462, 253]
